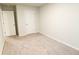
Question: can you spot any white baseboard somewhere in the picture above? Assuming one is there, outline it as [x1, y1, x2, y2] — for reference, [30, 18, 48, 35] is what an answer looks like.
[40, 32, 79, 51]
[18, 32, 39, 36]
[0, 38, 5, 55]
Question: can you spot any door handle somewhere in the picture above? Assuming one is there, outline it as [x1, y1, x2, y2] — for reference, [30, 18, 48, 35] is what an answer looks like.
[26, 24, 28, 25]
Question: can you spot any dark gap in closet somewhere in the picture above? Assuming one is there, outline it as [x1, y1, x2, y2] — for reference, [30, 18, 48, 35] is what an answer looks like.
[14, 6, 19, 35]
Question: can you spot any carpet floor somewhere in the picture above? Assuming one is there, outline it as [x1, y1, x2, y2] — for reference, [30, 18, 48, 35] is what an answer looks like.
[2, 33, 79, 55]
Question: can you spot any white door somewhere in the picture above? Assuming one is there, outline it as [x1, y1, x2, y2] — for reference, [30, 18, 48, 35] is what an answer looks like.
[23, 9, 37, 35]
[2, 11, 16, 36]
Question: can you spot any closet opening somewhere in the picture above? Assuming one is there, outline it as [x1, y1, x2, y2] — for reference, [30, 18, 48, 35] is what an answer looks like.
[1, 4, 19, 37]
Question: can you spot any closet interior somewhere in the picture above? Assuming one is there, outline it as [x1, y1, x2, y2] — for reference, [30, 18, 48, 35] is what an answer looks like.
[0, 5, 18, 38]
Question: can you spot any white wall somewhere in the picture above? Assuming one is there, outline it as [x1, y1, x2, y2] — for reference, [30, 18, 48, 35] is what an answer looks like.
[16, 5, 39, 36]
[0, 8, 3, 38]
[0, 7, 5, 54]
[39, 4, 79, 49]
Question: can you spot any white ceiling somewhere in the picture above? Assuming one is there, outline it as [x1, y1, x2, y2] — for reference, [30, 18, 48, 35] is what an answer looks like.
[1, 3, 46, 7]
[22, 3, 45, 6]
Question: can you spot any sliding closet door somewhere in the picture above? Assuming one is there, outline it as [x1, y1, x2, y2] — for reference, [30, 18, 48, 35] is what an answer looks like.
[2, 11, 16, 36]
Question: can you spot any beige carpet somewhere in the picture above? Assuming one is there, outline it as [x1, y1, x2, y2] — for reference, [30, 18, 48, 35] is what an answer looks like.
[2, 33, 79, 55]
